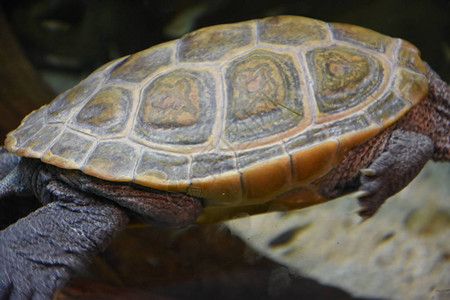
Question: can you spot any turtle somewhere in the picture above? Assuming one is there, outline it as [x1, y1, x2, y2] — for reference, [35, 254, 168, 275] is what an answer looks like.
[0, 15, 448, 299]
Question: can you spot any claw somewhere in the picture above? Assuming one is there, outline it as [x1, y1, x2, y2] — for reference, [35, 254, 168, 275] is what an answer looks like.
[348, 207, 371, 223]
[360, 168, 376, 176]
[351, 190, 370, 199]
[348, 207, 362, 215]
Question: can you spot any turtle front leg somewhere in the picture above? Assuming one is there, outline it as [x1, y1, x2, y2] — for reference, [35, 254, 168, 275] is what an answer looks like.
[0, 147, 21, 180]
[0, 181, 129, 300]
[357, 129, 434, 219]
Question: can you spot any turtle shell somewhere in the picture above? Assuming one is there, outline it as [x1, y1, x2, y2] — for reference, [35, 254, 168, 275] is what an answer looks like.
[6, 16, 428, 218]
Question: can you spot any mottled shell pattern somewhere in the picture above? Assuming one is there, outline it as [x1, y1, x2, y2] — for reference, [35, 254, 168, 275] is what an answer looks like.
[6, 16, 428, 213]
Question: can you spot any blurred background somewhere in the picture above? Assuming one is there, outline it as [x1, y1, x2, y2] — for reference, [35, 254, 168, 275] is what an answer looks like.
[0, 1, 449, 299]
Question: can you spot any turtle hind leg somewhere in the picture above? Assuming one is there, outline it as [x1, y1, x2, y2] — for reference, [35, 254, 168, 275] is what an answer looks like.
[0, 179, 129, 300]
[357, 129, 434, 219]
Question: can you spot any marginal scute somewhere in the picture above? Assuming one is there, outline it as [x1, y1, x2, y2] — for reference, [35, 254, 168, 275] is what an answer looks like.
[189, 153, 243, 205]
[290, 140, 338, 185]
[20, 107, 46, 128]
[326, 114, 371, 138]
[330, 23, 393, 53]
[16, 125, 64, 157]
[189, 171, 243, 205]
[5, 108, 46, 150]
[224, 49, 303, 144]
[133, 68, 216, 146]
[83, 141, 139, 181]
[306, 45, 384, 115]
[134, 150, 190, 190]
[72, 86, 134, 137]
[191, 152, 236, 179]
[366, 92, 411, 127]
[258, 15, 329, 46]
[285, 128, 328, 153]
[236, 144, 284, 170]
[43, 130, 96, 169]
[285, 114, 372, 155]
[178, 22, 253, 63]
[241, 155, 291, 201]
[328, 114, 379, 149]
[110, 44, 173, 83]
[396, 41, 427, 74]
[393, 68, 428, 106]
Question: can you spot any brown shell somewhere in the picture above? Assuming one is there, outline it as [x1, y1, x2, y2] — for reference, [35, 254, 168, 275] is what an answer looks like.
[5, 16, 428, 219]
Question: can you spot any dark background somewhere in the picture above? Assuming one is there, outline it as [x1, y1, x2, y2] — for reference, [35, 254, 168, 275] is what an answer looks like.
[1, 0, 448, 124]
[2, 0, 449, 79]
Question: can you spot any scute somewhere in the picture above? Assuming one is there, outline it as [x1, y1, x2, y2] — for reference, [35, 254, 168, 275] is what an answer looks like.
[396, 41, 427, 74]
[258, 15, 329, 46]
[134, 150, 190, 190]
[191, 152, 236, 179]
[393, 68, 428, 106]
[178, 22, 254, 63]
[43, 130, 96, 169]
[132, 68, 217, 146]
[5, 108, 46, 150]
[5, 16, 430, 212]
[72, 86, 134, 138]
[330, 23, 394, 53]
[109, 44, 173, 83]
[46, 74, 105, 124]
[224, 49, 304, 145]
[366, 92, 411, 127]
[306, 45, 384, 116]
[83, 141, 139, 181]
[236, 144, 284, 170]
[13, 124, 63, 158]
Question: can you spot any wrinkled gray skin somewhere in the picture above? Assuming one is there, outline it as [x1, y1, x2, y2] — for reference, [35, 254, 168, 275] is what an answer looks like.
[0, 65, 448, 300]
[0, 158, 203, 300]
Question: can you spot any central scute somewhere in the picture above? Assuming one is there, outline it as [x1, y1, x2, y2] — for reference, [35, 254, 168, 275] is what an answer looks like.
[224, 49, 304, 144]
[133, 69, 216, 146]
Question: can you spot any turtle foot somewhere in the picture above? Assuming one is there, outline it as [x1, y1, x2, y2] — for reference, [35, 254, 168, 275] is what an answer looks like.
[356, 130, 433, 219]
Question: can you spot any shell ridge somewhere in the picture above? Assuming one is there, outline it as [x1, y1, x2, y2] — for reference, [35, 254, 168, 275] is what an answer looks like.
[215, 66, 228, 151]
[397, 65, 428, 77]
[297, 51, 317, 125]
[124, 97, 140, 142]
[131, 145, 144, 181]
[9, 109, 48, 152]
[12, 124, 38, 151]
[79, 138, 100, 169]
[325, 22, 335, 42]
[254, 19, 260, 46]
[125, 78, 148, 142]
[35, 123, 65, 158]
[333, 40, 393, 64]
[281, 141, 295, 188]
[174, 38, 180, 66]
[65, 79, 107, 129]
[45, 124, 66, 153]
